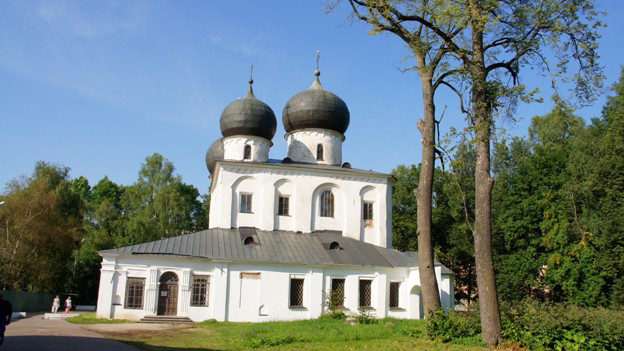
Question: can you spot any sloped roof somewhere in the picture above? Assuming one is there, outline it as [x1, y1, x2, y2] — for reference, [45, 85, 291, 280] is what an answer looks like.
[101, 228, 453, 273]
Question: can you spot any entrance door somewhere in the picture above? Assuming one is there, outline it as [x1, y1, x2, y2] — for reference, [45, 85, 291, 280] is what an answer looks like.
[157, 272, 179, 316]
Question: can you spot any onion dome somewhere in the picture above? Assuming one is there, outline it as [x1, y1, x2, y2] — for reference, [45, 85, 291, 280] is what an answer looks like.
[205, 138, 224, 175]
[219, 78, 277, 141]
[282, 69, 350, 135]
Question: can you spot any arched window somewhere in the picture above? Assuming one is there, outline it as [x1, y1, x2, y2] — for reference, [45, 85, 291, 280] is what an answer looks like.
[316, 144, 324, 161]
[320, 190, 334, 217]
[243, 145, 252, 160]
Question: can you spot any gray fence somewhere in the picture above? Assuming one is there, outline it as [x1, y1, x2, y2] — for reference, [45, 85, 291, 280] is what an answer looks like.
[1, 290, 56, 312]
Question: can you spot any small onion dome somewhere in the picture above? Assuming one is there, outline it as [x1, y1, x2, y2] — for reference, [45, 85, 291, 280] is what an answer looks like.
[205, 138, 224, 175]
[282, 70, 350, 135]
[219, 80, 277, 141]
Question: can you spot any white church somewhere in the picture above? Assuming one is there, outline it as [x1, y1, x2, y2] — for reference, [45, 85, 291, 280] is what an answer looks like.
[96, 66, 455, 322]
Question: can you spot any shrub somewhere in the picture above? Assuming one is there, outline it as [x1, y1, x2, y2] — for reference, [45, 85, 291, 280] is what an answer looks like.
[501, 299, 624, 351]
[355, 310, 378, 325]
[425, 309, 481, 342]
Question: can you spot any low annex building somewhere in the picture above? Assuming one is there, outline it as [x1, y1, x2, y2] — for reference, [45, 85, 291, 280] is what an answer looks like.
[96, 66, 455, 322]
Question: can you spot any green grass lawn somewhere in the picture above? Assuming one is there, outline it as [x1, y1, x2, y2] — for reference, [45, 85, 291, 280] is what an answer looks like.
[91, 318, 491, 351]
[65, 312, 132, 324]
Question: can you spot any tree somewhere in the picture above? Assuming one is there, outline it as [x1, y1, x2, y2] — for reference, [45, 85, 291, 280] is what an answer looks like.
[343, 0, 603, 345]
[0, 162, 84, 292]
[344, 0, 471, 316]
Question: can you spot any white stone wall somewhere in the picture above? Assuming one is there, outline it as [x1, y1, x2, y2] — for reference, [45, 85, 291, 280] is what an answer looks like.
[285, 129, 344, 165]
[209, 162, 392, 248]
[96, 254, 455, 322]
[222, 136, 271, 163]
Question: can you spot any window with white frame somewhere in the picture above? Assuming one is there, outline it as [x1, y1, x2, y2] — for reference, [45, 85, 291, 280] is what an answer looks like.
[389, 282, 400, 308]
[290, 278, 305, 307]
[124, 278, 145, 309]
[331, 278, 345, 307]
[277, 196, 290, 216]
[191, 275, 210, 307]
[359, 279, 372, 308]
[320, 190, 334, 217]
[363, 201, 374, 226]
[239, 193, 252, 213]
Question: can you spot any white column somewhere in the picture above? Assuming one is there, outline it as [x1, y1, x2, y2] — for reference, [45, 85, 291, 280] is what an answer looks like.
[376, 273, 388, 318]
[213, 263, 230, 321]
[179, 270, 191, 315]
[145, 268, 159, 315]
[96, 259, 116, 319]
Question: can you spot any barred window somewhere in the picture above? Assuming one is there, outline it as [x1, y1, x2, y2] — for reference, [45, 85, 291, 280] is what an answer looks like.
[359, 279, 372, 308]
[316, 144, 324, 161]
[124, 278, 145, 309]
[191, 275, 210, 307]
[278, 196, 289, 216]
[239, 193, 252, 213]
[290, 278, 304, 307]
[363, 202, 374, 221]
[389, 282, 400, 308]
[320, 190, 334, 217]
[243, 145, 252, 160]
[331, 278, 345, 307]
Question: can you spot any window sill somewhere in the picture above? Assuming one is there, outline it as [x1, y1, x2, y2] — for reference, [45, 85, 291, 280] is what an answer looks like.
[358, 307, 375, 311]
[239, 212, 254, 214]
[289, 306, 307, 310]
[277, 214, 290, 217]
[389, 307, 405, 311]
[190, 305, 210, 308]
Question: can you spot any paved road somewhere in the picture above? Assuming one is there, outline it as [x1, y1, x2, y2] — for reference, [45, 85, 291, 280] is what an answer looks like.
[2, 313, 143, 351]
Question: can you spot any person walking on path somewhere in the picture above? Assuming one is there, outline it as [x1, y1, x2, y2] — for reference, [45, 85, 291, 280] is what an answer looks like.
[0, 293, 12, 345]
[51, 295, 60, 313]
[64, 297, 72, 314]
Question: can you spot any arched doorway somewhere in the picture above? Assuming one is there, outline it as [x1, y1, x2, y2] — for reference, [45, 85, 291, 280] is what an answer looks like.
[157, 271, 179, 316]
[409, 285, 424, 319]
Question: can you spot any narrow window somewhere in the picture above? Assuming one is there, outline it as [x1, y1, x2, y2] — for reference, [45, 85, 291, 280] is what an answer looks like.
[124, 278, 145, 309]
[191, 275, 210, 307]
[331, 278, 345, 307]
[389, 282, 400, 308]
[363, 202, 374, 221]
[316, 144, 324, 161]
[359, 279, 372, 308]
[239, 193, 252, 213]
[290, 278, 305, 307]
[320, 190, 334, 217]
[243, 145, 252, 160]
[277, 196, 290, 216]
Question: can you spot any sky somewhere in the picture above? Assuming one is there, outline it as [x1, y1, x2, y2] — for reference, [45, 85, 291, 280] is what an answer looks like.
[1, 0, 623, 195]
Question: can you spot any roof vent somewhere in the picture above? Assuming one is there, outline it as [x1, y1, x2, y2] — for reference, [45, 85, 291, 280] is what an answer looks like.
[243, 236, 256, 245]
[329, 241, 341, 250]
[342, 162, 352, 169]
[282, 157, 293, 164]
[239, 227, 259, 246]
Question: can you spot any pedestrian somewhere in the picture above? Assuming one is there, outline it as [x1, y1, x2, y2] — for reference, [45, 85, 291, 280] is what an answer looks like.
[51, 295, 60, 313]
[64, 296, 72, 314]
[0, 293, 12, 345]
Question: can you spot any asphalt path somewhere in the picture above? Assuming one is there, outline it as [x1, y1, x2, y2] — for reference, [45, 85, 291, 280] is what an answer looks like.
[1, 313, 143, 351]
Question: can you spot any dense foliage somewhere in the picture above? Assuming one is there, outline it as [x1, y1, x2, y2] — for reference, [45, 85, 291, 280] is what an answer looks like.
[393, 69, 624, 309]
[0, 153, 209, 304]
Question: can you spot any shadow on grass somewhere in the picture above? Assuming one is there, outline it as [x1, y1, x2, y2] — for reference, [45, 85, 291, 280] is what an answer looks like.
[1, 335, 225, 351]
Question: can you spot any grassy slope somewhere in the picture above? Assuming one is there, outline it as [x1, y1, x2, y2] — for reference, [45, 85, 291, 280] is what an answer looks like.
[93, 318, 490, 351]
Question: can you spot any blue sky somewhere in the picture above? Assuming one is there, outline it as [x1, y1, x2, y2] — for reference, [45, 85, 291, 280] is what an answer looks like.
[1, 0, 623, 194]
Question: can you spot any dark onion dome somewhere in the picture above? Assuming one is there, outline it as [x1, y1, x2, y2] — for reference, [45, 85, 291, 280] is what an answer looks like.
[282, 70, 350, 135]
[205, 138, 224, 175]
[220, 80, 277, 141]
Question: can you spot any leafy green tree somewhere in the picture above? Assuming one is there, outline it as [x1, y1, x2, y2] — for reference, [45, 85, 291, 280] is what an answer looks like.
[0, 162, 83, 292]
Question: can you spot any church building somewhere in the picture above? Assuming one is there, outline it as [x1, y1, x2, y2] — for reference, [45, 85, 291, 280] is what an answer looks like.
[95, 66, 455, 322]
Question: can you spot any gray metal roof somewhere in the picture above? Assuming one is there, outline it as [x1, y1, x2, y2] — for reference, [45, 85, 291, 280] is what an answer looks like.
[101, 228, 454, 274]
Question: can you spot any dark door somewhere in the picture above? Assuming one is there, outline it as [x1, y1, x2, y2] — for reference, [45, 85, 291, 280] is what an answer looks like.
[157, 272, 179, 316]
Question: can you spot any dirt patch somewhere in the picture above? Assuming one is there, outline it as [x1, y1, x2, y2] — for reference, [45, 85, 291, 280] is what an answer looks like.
[83, 323, 190, 333]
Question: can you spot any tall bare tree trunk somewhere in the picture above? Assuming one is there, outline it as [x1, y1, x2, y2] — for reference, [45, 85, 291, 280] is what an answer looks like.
[470, 24, 503, 347]
[416, 72, 442, 316]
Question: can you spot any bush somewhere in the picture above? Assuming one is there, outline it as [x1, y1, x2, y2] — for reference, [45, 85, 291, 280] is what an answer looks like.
[501, 299, 624, 351]
[355, 310, 378, 325]
[425, 309, 481, 342]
